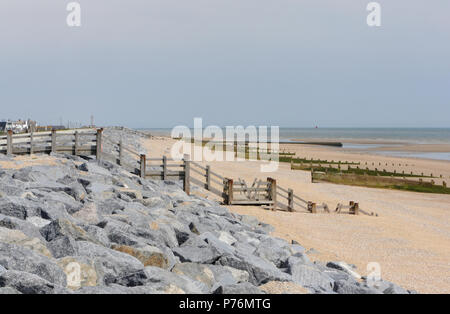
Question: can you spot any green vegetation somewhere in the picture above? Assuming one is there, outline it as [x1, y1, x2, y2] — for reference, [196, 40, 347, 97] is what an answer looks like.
[292, 164, 435, 178]
[280, 156, 360, 165]
[312, 172, 449, 195]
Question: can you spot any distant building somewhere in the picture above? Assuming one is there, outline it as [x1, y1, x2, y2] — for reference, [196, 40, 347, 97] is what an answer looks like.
[0, 121, 6, 133]
[0, 119, 37, 133]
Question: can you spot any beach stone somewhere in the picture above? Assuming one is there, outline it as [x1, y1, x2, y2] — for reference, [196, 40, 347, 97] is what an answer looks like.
[0, 265, 6, 276]
[0, 270, 61, 294]
[218, 251, 291, 285]
[0, 197, 28, 219]
[217, 231, 237, 245]
[39, 219, 99, 244]
[80, 225, 110, 247]
[254, 237, 291, 268]
[223, 266, 250, 283]
[172, 237, 221, 264]
[112, 244, 169, 269]
[77, 162, 111, 177]
[200, 232, 236, 255]
[172, 263, 217, 288]
[213, 282, 264, 294]
[76, 241, 144, 285]
[46, 236, 78, 258]
[26, 216, 51, 228]
[0, 215, 45, 241]
[72, 203, 101, 225]
[0, 242, 67, 286]
[288, 262, 334, 292]
[57, 256, 98, 290]
[0, 226, 52, 258]
[333, 280, 381, 294]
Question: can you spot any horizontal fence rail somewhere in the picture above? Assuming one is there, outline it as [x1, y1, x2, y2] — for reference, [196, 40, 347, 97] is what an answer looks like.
[0, 128, 101, 158]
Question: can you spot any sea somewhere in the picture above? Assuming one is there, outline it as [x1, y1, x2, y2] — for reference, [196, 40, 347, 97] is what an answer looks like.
[138, 128, 450, 161]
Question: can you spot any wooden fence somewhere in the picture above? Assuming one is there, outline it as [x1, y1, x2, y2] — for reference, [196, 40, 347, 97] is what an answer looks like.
[0, 129, 102, 158]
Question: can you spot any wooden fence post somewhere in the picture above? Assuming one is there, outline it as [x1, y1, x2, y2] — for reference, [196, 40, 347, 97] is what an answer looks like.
[29, 132, 34, 155]
[51, 129, 57, 153]
[162, 156, 167, 180]
[307, 202, 317, 213]
[287, 188, 294, 212]
[205, 165, 211, 190]
[96, 128, 103, 161]
[6, 130, 13, 156]
[140, 154, 146, 178]
[443, 181, 447, 188]
[267, 177, 277, 211]
[118, 140, 123, 166]
[183, 155, 190, 195]
[349, 201, 357, 214]
[74, 131, 79, 156]
[223, 178, 233, 205]
[352, 203, 359, 215]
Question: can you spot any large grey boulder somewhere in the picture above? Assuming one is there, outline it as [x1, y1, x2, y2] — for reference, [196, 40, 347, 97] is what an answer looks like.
[46, 236, 79, 258]
[122, 266, 209, 293]
[218, 251, 291, 286]
[172, 237, 221, 264]
[333, 280, 382, 294]
[288, 261, 334, 292]
[254, 237, 291, 268]
[0, 243, 67, 286]
[0, 197, 28, 219]
[0, 270, 65, 294]
[40, 219, 100, 245]
[76, 241, 144, 285]
[171, 263, 236, 290]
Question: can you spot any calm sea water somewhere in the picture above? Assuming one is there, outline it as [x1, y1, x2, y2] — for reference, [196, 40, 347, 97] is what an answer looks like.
[139, 128, 450, 161]
[140, 128, 450, 144]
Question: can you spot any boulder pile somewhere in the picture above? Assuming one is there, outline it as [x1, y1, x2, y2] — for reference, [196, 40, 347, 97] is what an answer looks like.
[0, 136, 414, 294]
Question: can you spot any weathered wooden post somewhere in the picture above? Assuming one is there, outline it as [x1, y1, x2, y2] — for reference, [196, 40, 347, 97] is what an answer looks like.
[223, 178, 233, 205]
[140, 154, 146, 178]
[353, 203, 359, 215]
[443, 181, 447, 188]
[311, 168, 314, 183]
[183, 154, 190, 195]
[287, 188, 294, 212]
[74, 131, 79, 156]
[205, 165, 211, 190]
[96, 128, 103, 161]
[6, 130, 13, 156]
[267, 178, 277, 211]
[118, 140, 123, 166]
[51, 129, 57, 153]
[290, 159, 293, 170]
[162, 156, 167, 180]
[307, 202, 317, 213]
[29, 132, 34, 155]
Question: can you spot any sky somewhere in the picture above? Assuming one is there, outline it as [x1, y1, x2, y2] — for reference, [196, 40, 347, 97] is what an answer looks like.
[0, 0, 449, 128]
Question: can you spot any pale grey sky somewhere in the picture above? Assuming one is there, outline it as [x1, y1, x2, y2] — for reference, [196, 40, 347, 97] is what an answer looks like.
[0, 0, 449, 128]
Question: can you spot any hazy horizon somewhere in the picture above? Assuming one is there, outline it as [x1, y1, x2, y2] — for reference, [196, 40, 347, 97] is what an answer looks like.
[1, 1, 449, 128]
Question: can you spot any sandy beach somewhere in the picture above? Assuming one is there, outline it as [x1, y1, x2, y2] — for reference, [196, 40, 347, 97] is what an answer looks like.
[141, 135, 450, 294]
